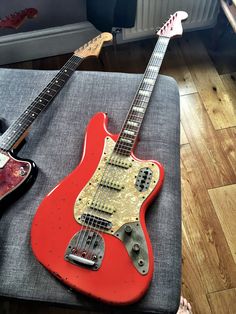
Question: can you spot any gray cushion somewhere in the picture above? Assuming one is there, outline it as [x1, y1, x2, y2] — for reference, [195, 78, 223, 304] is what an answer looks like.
[0, 68, 181, 313]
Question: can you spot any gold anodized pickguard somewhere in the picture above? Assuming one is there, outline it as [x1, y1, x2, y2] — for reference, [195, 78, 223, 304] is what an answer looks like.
[74, 137, 160, 234]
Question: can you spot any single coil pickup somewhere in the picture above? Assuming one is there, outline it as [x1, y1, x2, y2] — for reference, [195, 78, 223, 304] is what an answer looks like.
[108, 157, 132, 169]
[100, 178, 124, 191]
[80, 213, 112, 230]
[90, 201, 115, 214]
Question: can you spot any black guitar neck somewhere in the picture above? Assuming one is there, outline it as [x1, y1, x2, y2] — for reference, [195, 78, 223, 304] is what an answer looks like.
[0, 55, 83, 151]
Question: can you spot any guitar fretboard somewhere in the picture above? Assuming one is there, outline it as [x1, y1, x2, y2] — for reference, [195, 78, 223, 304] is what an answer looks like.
[114, 36, 170, 156]
[0, 55, 82, 151]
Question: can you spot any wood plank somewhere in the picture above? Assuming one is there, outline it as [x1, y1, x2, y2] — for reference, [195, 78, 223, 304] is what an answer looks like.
[180, 122, 189, 145]
[160, 40, 197, 96]
[216, 127, 236, 175]
[181, 93, 236, 188]
[182, 222, 212, 314]
[208, 288, 236, 314]
[208, 184, 236, 264]
[179, 35, 236, 129]
[181, 144, 236, 295]
[220, 72, 236, 104]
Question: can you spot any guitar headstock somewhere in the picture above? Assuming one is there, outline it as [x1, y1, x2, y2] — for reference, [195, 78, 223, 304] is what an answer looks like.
[0, 8, 38, 29]
[157, 11, 188, 38]
[74, 32, 113, 58]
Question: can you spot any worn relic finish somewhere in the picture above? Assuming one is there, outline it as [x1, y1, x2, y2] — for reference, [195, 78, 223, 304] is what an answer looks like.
[31, 112, 164, 305]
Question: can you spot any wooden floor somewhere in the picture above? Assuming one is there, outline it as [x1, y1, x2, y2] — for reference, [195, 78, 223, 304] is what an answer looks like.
[1, 29, 236, 314]
[162, 34, 236, 313]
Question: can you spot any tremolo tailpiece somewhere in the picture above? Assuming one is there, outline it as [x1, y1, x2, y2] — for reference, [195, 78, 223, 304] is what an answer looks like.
[65, 230, 105, 270]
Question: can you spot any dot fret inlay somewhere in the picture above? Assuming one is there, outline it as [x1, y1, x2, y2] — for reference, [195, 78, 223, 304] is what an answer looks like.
[120, 138, 132, 144]
[138, 90, 151, 97]
[133, 106, 145, 113]
[143, 78, 155, 85]
[123, 130, 135, 136]
[127, 121, 139, 127]
[148, 66, 159, 71]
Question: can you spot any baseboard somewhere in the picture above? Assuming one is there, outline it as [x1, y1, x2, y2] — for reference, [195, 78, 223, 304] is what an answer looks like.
[0, 21, 99, 65]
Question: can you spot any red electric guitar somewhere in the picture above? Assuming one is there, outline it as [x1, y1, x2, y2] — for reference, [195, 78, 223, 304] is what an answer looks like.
[31, 12, 188, 305]
[0, 33, 113, 206]
[0, 8, 38, 29]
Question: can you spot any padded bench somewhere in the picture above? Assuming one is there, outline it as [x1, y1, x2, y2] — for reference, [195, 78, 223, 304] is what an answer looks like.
[0, 68, 181, 314]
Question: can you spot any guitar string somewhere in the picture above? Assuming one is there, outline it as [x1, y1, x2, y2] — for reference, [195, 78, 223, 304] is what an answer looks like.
[75, 37, 169, 254]
[77, 38, 168, 260]
[0, 55, 82, 151]
[75, 37, 170, 260]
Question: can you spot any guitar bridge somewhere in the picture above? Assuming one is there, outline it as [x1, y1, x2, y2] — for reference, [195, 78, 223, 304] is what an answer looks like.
[65, 230, 105, 270]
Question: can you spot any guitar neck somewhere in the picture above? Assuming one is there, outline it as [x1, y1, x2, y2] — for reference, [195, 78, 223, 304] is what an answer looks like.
[0, 55, 83, 151]
[114, 36, 170, 156]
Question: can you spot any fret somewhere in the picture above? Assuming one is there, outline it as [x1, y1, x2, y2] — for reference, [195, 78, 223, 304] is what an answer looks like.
[147, 65, 159, 72]
[35, 97, 49, 107]
[116, 144, 133, 153]
[53, 82, 61, 88]
[134, 98, 149, 105]
[51, 82, 63, 90]
[126, 121, 139, 127]
[143, 78, 155, 85]
[119, 138, 133, 144]
[153, 52, 164, 58]
[115, 149, 130, 157]
[138, 90, 151, 97]
[39, 93, 53, 102]
[126, 114, 143, 121]
[135, 95, 150, 103]
[140, 85, 154, 92]
[132, 106, 145, 113]
[120, 135, 136, 142]
[54, 77, 65, 84]
[56, 73, 70, 82]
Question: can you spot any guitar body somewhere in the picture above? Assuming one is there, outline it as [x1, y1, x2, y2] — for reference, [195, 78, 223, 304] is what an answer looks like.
[0, 8, 38, 29]
[31, 112, 164, 304]
[0, 150, 37, 205]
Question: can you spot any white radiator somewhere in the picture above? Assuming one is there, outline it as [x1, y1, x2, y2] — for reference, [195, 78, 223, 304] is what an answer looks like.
[123, 0, 219, 40]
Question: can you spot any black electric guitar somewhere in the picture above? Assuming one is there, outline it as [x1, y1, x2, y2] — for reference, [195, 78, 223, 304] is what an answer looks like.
[0, 32, 113, 206]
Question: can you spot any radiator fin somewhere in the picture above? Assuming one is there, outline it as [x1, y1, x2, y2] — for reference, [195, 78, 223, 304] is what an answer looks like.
[123, 0, 219, 40]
